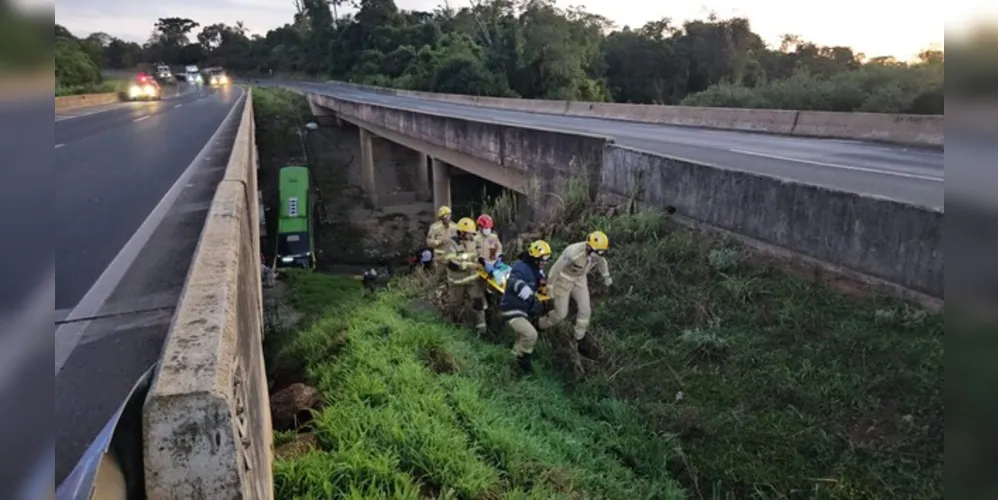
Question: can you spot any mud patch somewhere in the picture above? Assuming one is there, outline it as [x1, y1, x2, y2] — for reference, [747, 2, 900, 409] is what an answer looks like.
[270, 382, 323, 431]
[275, 432, 319, 460]
[421, 345, 459, 374]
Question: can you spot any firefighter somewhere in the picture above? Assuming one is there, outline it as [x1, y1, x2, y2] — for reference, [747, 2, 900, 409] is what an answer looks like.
[538, 230, 612, 358]
[498, 240, 552, 374]
[425, 206, 456, 289]
[474, 214, 504, 273]
[443, 217, 487, 333]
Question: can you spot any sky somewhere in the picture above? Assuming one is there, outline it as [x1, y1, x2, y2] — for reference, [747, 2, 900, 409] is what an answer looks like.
[53, 0, 997, 61]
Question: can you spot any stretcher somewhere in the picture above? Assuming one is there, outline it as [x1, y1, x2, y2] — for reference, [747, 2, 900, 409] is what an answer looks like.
[476, 262, 551, 302]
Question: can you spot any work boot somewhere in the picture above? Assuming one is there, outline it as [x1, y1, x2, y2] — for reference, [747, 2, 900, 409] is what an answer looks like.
[516, 353, 533, 375]
[576, 336, 598, 360]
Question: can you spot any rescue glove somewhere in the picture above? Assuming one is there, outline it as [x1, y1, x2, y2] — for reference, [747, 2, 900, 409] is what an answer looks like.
[603, 275, 614, 287]
[517, 285, 533, 300]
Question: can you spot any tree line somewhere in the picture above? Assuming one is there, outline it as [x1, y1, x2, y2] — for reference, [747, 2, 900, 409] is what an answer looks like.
[58, 0, 996, 113]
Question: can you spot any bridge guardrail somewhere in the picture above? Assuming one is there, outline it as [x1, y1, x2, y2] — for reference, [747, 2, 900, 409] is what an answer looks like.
[142, 87, 273, 500]
[323, 80, 943, 147]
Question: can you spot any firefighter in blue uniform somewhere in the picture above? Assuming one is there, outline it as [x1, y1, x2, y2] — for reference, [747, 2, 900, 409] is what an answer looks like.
[498, 240, 553, 374]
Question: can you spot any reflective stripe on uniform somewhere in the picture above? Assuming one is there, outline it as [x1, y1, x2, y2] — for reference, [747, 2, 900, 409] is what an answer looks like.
[500, 309, 528, 319]
[449, 274, 480, 285]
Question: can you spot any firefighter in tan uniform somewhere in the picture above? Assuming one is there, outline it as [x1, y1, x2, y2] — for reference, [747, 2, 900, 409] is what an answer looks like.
[538, 231, 613, 357]
[425, 206, 456, 288]
[473, 214, 504, 271]
[443, 217, 487, 333]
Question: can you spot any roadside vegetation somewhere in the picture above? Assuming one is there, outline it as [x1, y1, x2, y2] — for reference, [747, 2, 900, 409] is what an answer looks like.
[55, 26, 123, 96]
[62, 2, 998, 113]
[263, 174, 942, 499]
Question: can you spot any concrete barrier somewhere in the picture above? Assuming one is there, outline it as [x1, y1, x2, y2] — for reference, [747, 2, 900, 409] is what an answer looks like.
[55, 92, 120, 113]
[600, 145, 943, 298]
[791, 110, 943, 145]
[324, 81, 943, 147]
[143, 88, 274, 500]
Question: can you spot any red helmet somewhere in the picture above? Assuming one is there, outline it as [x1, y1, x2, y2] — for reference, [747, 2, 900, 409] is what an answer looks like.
[476, 214, 493, 229]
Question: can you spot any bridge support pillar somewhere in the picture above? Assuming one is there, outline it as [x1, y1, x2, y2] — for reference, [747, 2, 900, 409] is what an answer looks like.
[431, 157, 451, 210]
[359, 127, 378, 207]
[416, 152, 431, 201]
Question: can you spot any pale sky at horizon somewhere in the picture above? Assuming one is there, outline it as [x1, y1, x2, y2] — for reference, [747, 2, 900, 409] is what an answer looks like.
[54, 0, 997, 61]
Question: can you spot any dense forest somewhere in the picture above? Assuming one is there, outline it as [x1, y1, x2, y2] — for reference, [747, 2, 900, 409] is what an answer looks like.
[56, 0, 995, 113]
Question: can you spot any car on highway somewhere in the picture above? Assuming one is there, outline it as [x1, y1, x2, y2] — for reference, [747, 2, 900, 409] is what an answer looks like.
[127, 73, 162, 101]
[207, 67, 230, 87]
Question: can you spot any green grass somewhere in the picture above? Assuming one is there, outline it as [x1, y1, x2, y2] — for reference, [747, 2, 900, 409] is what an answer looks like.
[267, 272, 685, 499]
[55, 78, 128, 97]
[269, 178, 942, 499]
[546, 210, 943, 499]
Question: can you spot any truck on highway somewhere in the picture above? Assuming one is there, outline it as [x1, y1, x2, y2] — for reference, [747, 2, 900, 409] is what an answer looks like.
[274, 165, 316, 270]
[154, 63, 174, 84]
[177, 64, 203, 85]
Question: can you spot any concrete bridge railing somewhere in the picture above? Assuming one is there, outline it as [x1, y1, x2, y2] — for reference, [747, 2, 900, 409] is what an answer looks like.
[321, 80, 943, 148]
[142, 88, 274, 500]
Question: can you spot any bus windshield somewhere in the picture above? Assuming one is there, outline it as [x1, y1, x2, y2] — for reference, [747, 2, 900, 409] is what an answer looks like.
[278, 232, 310, 256]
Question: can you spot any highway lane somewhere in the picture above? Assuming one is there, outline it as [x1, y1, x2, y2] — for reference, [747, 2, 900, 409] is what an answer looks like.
[284, 81, 945, 209]
[54, 84, 245, 485]
[55, 84, 234, 310]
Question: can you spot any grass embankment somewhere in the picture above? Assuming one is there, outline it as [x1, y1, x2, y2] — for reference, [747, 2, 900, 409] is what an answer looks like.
[545, 207, 943, 499]
[55, 78, 128, 97]
[267, 272, 684, 499]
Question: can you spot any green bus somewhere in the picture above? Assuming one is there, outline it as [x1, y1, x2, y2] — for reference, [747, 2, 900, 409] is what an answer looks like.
[274, 165, 316, 270]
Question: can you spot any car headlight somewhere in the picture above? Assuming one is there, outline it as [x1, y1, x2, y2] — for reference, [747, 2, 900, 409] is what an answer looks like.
[143, 85, 157, 96]
[129, 85, 142, 97]
[281, 256, 293, 263]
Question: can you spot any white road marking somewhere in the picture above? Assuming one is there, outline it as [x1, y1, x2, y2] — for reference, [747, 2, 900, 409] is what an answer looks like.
[134, 115, 150, 122]
[728, 149, 944, 182]
[54, 86, 247, 375]
[55, 143, 64, 149]
[174, 104, 183, 108]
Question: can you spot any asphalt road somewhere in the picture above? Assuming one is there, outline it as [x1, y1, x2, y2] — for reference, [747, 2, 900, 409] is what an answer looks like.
[278, 80, 945, 210]
[54, 83, 246, 486]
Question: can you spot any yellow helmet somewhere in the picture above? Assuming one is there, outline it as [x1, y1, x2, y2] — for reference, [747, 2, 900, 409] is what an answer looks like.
[437, 205, 452, 218]
[456, 217, 476, 233]
[587, 231, 609, 251]
[528, 240, 552, 260]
